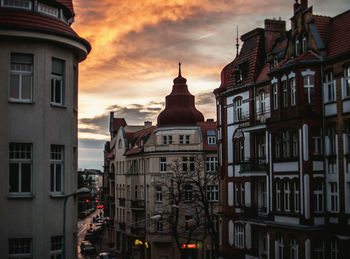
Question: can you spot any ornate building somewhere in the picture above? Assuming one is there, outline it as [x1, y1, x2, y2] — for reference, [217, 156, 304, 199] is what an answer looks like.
[0, 1, 90, 258]
[104, 65, 219, 258]
[214, 0, 350, 258]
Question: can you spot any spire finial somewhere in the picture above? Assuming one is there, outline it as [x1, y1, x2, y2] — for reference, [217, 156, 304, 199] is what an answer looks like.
[178, 62, 182, 76]
[236, 26, 239, 57]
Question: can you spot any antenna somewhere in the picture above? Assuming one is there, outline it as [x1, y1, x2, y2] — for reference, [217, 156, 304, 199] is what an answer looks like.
[178, 62, 182, 76]
[236, 26, 239, 57]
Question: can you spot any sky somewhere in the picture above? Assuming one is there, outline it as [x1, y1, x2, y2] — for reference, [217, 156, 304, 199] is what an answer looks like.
[72, 0, 349, 170]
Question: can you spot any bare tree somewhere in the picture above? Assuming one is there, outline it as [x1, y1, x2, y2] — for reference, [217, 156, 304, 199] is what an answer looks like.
[156, 157, 219, 258]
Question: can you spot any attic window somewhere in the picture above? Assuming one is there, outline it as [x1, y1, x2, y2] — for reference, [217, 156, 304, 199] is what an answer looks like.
[295, 35, 300, 56]
[38, 2, 59, 18]
[2, 0, 31, 9]
[273, 57, 279, 67]
[302, 34, 307, 53]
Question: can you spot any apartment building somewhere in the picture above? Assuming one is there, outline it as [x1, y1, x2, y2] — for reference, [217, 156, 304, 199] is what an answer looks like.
[0, 1, 90, 258]
[214, 0, 350, 258]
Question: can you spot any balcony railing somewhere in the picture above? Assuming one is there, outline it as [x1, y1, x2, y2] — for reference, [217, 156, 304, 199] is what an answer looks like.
[130, 199, 145, 209]
[240, 158, 266, 172]
[119, 198, 125, 207]
[242, 206, 268, 219]
[238, 109, 271, 128]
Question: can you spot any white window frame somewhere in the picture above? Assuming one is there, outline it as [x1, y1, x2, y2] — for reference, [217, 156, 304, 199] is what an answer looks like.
[162, 135, 167, 145]
[234, 225, 244, 248]
[235, 183, 239, 206]
[324, 72, 336, 103]
[295, 36, 300, 56]
[302, 35, 307, 53]
[9, 53, 33, 102]
[273, 83, 278, 110]
[276, 235, 284, 259]
[314, 182, 324, 213]
[290, 77, 296, 106]
[2, 0, 32, 9]
[294, 182, 300, 212]
[160, 157, 166, 173]
[206, 157, 218, 173]
[329, 182, 338, 212]
[302, 69, 315, 104]
[50, 145, 64, 194]
[156, 220, 163, 232]
[184, 185, 192, 202]
[51, 58, 64, 106]
[38, 2, 59, 18]
[9, 238, 32, 258]
[284, 182, 291, 212]
[282, 80, 288, 107]
[179, 135, 184, 144]
[168, 135, 173, 144]
[208, 136, 216, 145]
[207, 185, 219, 202]
[290, 239, 298, 259]
[343, 66, 350, 98]
[259, 91, 266, 114]
[156, 187, 162, 202]
[276, 182, 281, 211]
[330, 239, 339, 259]
[240, 182, 245, 206]
[9, 143, 32, 194]
[185, 135, 190, 144]
[234, 99, 242, 122]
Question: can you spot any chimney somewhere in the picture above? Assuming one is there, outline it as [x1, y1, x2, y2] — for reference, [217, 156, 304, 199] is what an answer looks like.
[264, 19, 286, 53]
[109, 112, 114, 133]
[144, 121, 152, 128]
[301, 0, 308, 10]
[294, 1, 301, 14]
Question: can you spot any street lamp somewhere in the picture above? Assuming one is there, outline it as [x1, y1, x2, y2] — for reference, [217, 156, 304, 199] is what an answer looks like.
[62, 187, 90, 259]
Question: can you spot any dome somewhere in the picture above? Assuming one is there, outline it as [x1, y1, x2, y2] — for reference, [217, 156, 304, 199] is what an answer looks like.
[157, 63, 204, 126]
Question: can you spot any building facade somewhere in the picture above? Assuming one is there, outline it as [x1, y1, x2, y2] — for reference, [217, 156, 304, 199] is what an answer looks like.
[0, 1, 90, 258]
[104, 66, 219, 259]
[215, 0, 350, 258]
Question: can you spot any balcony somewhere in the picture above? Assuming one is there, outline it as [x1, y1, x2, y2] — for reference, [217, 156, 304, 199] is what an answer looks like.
[242, 206, 268, 219]
[240, 158, 266, 173]
[119, 198, 125, 207]
[130, 199, 145, 210]
[239, 109, 270, 128]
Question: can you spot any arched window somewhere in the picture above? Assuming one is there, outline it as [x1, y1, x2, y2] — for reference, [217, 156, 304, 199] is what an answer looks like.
[118, 138, 122, 149]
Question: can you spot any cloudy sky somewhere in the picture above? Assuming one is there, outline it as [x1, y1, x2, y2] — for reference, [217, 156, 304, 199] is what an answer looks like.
[73, 0, 348, 170]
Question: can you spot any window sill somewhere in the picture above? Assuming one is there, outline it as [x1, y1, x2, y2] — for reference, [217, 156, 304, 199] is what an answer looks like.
[324, 100, 337, 105]
[7, 193, 34, 199]
[8, 99, 34, 104]
[50, 193, 66, 198]
[51, 103, 66, 109]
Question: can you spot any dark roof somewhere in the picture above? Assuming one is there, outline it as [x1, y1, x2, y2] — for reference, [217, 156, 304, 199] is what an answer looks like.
[125, 126, 156, 156]
[0, 9, 91, 53]
[197, 121, 217, 151]
[55, 0, 74, 17]
[113, 118, 127, 132]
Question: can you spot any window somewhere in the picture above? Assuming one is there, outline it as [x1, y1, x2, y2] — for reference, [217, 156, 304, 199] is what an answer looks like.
[284, 182, 291, 212]
[327, 125, 336, 156]
[234, 138, 244, 162]
[234, 183, 239, 205]
[313, 182, 324, 213]
[273, 83, 278, 110]
[156, 220, 163, 232]
[324, 72, 335, 102]
[330, 239, 339, 259]
[312, 128, 323, 156]
[2, 0, 31, 9]
[184, 185, 192, 202]
[206, 157, 218, 173]
[50, 236, 63, 259]
[290, 77, 296, 106]
[160, 157, 166, 173]
[162, 136, 167, 144]
[276, 182, 281, 211]
[345, 120, 350, 154]
[282, 131, 290, 158]
[156, 187, 162, 202]
[207, 185, 219, 202]
[276, 235, 284, 259]
[292, 132, 298, 158]
[185, 135, 190, 144]
[9, 238, 32, 258]
[134, 185, 138, 199]
[290, 239, 298, 259]
[9, 143, 32, 193]
[343, 66, 350, 98]
[51, 58, 64, 105]
[208, 136, 216, 145]
[234, 225, 244, 248]
[304, 75, 315, 104]
[185, 216, 193, 231]
[240, 182, 245, 206]
[282, 80, 288, 107]
[182, 157, 194, 173]
[293, 182, 300, 212]
[140, 185, 144, 200]
[295, 36, 300, 56]
[314, 241, 325, 259]
[9, 53, 33, 102]
[168, 135, 173, 144]
[274, 135, 281, 159]
[127, 185, 130, 199]
[234, 98, 242, 122]
[259, 91, 266, 114]
[50, 145, 64, 194]
[328, 163, 336, 174]
[302, 34, 307, 52]
[179, 135, 184, 144]
[38, 2, 59, 17]
[329, 182, 338, 212]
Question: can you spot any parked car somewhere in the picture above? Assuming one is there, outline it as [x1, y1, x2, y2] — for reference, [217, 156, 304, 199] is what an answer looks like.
[96, 252, 115, 259]
[80, 241, 96, 254]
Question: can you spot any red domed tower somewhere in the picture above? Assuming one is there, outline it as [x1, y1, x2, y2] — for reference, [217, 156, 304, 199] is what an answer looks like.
[157, 63, 204, 126]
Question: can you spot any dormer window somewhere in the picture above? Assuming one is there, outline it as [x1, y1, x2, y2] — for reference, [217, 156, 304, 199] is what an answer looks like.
[38, 2, 59, 18]
[302, 34, 307, 53]
[273, 57, 279, 67]
[1, 0, 32, 10]
[295, 35, 300, 56]
[235, 69, 243, 83]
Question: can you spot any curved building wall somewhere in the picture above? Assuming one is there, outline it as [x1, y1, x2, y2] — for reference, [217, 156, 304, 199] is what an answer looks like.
[0, 31, 86, 258]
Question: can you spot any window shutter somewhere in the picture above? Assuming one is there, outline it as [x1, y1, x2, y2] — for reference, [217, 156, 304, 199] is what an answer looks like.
[245, 223, 251, 249]
[245, 182, 251, 207]
[323, 83, 328, 103]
